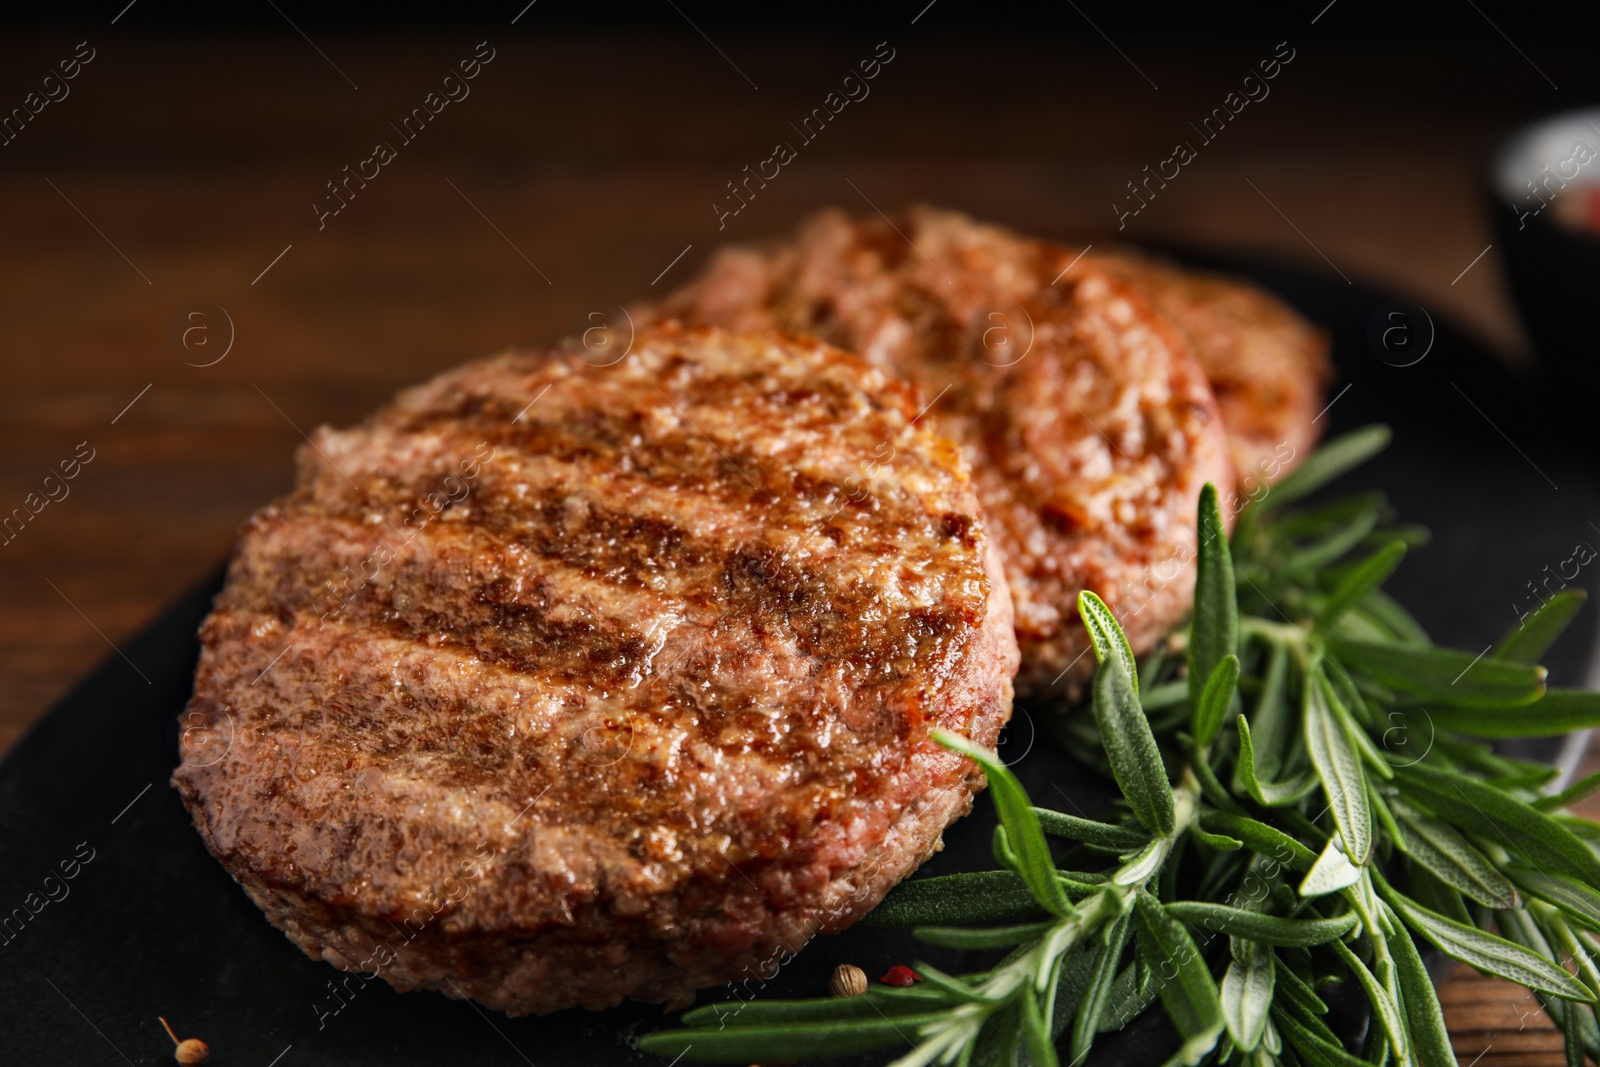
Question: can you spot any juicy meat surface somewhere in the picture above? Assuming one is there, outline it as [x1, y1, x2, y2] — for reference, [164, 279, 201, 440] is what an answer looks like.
[1092, 251, 1331, 488]
[644, 206, 1235, 695]
[173, 325, 1018, 1015]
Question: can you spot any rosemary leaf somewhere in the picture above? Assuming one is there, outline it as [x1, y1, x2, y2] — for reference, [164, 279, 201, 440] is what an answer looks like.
[1274, 1007, 1371, 1067]
[1494, 588, 1587, 663]
[1329, 636, 1546, 708]
[1304, 662, 1373, 864]
[1134, 891, 1224, 1060]
[1261, 424, 1392, 511]
[1098, 959, 1157, 1033]
[635, 1012, 950, 1061]
[1408, 861, 1475, 927]
[1299, 837, 1362, 897]
[1378, 882, 1595, 1001]
[1367, 778, 1407, 854]
[1192, 654, 1241, 749]
[1282, 509, 1379, 574]
[1086, 637, 1175, 836]
[1537, 768, 1600, 811]
[1235, 715, 1318, 807]
[1164, 902, 1356, 947]
[1201, 811, 1316, 871]
[864, 871, 1047, 927]
[1020, 983, 1061, 1067]
[987, 1005, 1022, 1067]
[1384, 905, 1459, 1067]
[1272, 953, 1329, 1018]
[1320, 668, 1395, 780]
[1396, 763, 1600, 887]
[1190, 483, 1239, 721]
[1078, 589, 1140, 694]
[935, 730, 1073, 917]
[1425, 689, 1600, 737]
[1330, 937, 1408, 1061]
[679, 988, 947, 1027]
[1191, 746, 1247, 815]
[1393, 801, 1518, 909]
[1238, 638, 1293, 785]
[1357, 588, 1432, 646]
[914, 920, 1056, 950]
[1191, 826, 1243, 852]
[1050, 940, 1104, 1043]
[914, 962, 998, 1004]
[1071, 913, 1131, 1060]
[1316, 540, 1407, 632]
[1221, 936, 1274, 1052]
[1032, 807, 1151, 851]
[1508, 867, 1600, 934]
[1497, 909, 1576, 1001]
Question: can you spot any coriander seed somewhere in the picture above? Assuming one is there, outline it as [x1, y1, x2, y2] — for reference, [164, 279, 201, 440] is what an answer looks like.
[159, 1017, 210, 1065]
[828, 963, 868, 998]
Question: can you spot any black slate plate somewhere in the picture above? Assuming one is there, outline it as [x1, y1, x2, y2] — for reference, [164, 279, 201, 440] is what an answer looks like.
[2, 252, 1598, 1066]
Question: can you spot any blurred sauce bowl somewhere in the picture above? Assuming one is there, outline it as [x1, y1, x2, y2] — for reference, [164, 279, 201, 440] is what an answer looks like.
[1492, 107, 1600, 399]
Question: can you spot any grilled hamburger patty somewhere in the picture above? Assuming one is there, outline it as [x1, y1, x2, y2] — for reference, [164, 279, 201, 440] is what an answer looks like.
[1092, 251, 1331, 486]
[645, 206, 1234, 695]
[173, 325, 1018, 1015]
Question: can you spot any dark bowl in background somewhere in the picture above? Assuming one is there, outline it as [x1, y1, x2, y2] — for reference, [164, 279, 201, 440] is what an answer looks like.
[1492, 106, 1600, 400]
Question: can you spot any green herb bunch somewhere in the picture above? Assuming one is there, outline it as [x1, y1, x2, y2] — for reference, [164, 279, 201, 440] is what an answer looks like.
[639, 426, 1600, 1067]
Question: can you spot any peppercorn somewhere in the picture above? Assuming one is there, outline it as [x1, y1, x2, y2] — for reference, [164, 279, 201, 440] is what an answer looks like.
[880, 964, 921, 987]
[829, 963, 868, 998]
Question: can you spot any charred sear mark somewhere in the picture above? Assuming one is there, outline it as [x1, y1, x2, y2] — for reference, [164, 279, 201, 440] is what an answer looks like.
[939, 511, 977, 548]
[718, 546, 975, 683]
[405, 403, 775, 504]
[488, 501, 708, 587]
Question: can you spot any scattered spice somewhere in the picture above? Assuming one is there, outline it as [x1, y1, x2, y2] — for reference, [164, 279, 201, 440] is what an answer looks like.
[159, 1017, 210, 1066]
[879, 965, 920, 987]
[829, 963, 868, 998]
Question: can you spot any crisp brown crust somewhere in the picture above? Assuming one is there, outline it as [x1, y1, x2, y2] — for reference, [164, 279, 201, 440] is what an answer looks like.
[645, 207, 1235, 695]
[173, 324, 1018, 1015]
[1092, 251, 1332, 486]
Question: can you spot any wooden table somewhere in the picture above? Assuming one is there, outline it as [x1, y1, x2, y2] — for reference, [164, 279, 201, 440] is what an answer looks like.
[0, 24, 1592, 1064]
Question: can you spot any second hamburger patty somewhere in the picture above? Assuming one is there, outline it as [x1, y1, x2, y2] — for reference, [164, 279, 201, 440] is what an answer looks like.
[173, 325, 1018, 1015]
[1092, 250, 1331, 487]
[644, 206, 1235, 695]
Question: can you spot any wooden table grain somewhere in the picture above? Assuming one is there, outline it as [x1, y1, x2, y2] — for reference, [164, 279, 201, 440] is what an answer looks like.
[0, 27, 1591, 1064]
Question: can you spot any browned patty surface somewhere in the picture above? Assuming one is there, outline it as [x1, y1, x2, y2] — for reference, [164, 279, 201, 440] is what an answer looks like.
[173, 325, 1018, 1015]
[1092, 251, 1331, 490]
[645, 206, 1235, 695]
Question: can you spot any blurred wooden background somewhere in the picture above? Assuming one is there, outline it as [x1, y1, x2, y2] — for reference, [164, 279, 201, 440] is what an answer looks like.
[0, 15, 1594, 1063]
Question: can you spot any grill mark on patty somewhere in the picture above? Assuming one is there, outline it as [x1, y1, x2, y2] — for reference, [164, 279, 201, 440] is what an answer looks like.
[193, 603, 936, 871]
[302, 383, 960, 568]
[379, 363, 903, 508]
[295, 454, 956, 588]
[715, 544, 977, 684]
[232, 533, 675, 687]
[228, 504, 980, 692]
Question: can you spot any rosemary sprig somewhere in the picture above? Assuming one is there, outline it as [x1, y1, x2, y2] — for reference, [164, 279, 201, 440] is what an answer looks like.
[638, 426, 1600, 1066]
